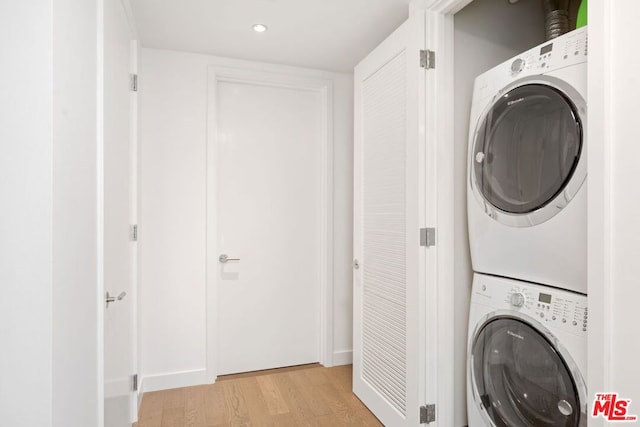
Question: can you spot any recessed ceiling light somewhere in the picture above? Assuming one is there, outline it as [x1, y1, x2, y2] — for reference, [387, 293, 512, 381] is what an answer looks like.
[252, 24, 268, 33]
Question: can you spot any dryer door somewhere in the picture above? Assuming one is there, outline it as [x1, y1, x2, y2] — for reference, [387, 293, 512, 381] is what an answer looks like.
[470, 316, 586, 427]
[471, 81, 585, 226]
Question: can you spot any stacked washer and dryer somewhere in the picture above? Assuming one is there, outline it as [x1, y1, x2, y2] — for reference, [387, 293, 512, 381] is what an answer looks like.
[466, 27, 589, 427]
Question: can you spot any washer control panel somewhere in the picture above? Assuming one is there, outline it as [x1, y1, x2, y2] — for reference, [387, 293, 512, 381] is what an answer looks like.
[473, 276, 588, 338]
[534, 291, 588, 336]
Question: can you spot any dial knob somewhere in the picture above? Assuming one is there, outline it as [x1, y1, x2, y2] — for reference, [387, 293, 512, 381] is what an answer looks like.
[510, 292, 525, 308]
[511, 58, 525, 74]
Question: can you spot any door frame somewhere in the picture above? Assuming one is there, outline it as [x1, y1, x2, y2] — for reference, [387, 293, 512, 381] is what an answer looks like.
[205, 66, 335, 381]
[407, 1, 472, 425]
[129, 37, 141, 418]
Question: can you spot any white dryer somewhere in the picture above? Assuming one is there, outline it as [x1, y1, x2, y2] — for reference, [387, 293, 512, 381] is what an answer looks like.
[467, 273, 588, 427]
[467, 27, 587, 294]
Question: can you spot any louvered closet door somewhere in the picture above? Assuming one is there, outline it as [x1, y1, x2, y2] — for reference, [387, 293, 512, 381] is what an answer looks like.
[353, 11, 425, 427]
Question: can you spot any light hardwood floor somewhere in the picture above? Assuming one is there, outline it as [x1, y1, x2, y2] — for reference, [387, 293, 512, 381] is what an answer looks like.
[136, 364, 383, 427]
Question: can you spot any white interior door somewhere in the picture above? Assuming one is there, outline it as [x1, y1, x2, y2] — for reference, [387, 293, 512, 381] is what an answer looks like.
[213, 77, 323, 376]
[104, 0, 137, 424]
[353, 11, 426, 427]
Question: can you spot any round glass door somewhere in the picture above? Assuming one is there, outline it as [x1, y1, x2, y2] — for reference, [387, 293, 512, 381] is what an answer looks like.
[473, 84, 583, 215]
[471, 317, 583, 427]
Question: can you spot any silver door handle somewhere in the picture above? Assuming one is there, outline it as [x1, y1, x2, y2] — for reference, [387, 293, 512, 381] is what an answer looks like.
[105, 291, 127, 308]
[219, 254, 240, 263]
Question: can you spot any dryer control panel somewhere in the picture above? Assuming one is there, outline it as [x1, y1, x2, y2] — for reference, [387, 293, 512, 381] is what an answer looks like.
[473, 26, 588, 101]
[473, 275, 588, 338]
[510, 26, 588, 75]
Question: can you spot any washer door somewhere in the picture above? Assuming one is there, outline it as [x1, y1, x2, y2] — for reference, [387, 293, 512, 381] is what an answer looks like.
[471, 316, 585, 427]
[472, 81, 585, 226]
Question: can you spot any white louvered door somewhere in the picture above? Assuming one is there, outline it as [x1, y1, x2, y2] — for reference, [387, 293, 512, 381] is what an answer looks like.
[353, 10, 426, 427]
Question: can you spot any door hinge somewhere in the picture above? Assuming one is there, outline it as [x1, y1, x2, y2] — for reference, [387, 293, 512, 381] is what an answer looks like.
[420, 227, 436, 247]
[130, 224, 138, 241]
[420, 50, 436, 69]
[130, 73, 138, 92]
[132, 374, 139, 392]
[420, 404, 436, 424]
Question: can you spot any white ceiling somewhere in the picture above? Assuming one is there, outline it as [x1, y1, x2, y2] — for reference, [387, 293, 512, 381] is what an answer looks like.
[131, 0, 412, 73]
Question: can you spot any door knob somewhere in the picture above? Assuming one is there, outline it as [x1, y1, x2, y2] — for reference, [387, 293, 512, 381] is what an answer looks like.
[219, 254, 240, 263]
[353, 259, 360, 270]
[105, 291, 127, 308]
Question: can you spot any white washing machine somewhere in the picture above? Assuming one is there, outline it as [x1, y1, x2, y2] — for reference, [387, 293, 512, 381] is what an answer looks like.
[467, 273, 588, 427]
[467, 27, 587, 294]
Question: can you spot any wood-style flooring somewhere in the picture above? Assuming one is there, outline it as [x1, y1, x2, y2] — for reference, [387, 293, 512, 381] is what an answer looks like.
[136, 364, 383, 427]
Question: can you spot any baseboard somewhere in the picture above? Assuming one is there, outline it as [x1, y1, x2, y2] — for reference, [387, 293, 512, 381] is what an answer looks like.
[138, 355, 353, 394]
[332, 350, 353, 366]
[140, 369, 209, 394]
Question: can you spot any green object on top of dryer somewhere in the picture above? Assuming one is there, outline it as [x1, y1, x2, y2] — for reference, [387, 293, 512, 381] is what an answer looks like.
[576, 0, 587, 28]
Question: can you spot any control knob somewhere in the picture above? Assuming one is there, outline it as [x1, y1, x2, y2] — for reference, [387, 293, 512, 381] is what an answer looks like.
[510, 292, 525, 308]
[511, 58, 525, 74]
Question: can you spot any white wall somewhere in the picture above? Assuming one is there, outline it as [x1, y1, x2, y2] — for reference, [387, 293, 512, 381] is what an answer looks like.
[139, 48, 354, 390]
[588, 0, 640, 423]
[608, 6, 640, 417]
[0, 2, 54, 425]
[1, 1, 101, 426]
[453, 1, 544, 425]
[608, 1, 640, 412]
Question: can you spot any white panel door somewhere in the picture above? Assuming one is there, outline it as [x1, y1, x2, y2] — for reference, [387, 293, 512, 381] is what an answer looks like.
[353, 11, 426, 427]
[104, 0, 136, 424]
[214, 80, 322, 375]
